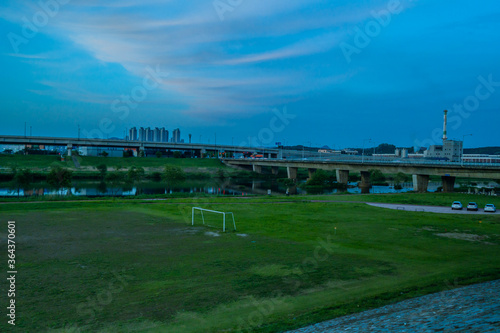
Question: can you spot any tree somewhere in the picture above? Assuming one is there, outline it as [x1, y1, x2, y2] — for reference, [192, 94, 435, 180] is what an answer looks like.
[11, 168, 33, 197]
[97, 164, 107, 181]
[393, 172, 410, 190]
[369, 169, 385, 184]
[123, 150, 134, 158]
[47, 166, 73, 195]
[394, 172, 410, 184]
[173, 151, 182, 159]
[127, 166, 145, 182]
[155, 151, 162, 158]
[306, 170, 333, 186]
[105, 172, 124, 195]
[162, 165, 186, 183]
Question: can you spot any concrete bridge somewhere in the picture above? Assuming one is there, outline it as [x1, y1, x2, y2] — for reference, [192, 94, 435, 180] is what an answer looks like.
[224, 158, 500, 193]
[0, 135, 279, 158]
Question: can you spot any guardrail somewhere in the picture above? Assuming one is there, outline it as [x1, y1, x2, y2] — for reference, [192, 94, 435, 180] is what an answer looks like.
[227, 156, 500, 168]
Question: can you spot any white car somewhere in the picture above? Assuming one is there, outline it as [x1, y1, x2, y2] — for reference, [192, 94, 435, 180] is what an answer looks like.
[451, 201, 463, 210]
[484, 204, 497, 213]
[466, 202, 478, 211]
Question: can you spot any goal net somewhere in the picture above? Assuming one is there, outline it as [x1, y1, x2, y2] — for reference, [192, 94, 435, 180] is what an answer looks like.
[191, 207, 237, 232]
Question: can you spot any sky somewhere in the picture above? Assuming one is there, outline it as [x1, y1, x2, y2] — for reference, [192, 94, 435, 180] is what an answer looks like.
[0, 0, 499, 149]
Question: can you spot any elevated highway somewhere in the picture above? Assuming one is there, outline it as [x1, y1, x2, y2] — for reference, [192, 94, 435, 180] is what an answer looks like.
[0, 135, 279, 158]
[224, 158, 500, 193]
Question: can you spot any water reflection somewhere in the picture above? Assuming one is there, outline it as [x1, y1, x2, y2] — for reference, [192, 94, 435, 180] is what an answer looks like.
[0, 178, 442, 198]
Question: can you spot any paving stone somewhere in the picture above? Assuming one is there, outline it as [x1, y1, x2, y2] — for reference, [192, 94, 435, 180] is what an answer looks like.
[287, 280, 500, 333]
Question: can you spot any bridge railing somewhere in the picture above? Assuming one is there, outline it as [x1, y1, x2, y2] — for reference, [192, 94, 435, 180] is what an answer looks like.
[228, 151, 500, 168]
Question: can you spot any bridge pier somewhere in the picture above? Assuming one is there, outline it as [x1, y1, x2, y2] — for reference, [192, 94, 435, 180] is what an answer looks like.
[253, 165, 263, 174]
[442, 176, 456, 193]
[67, 144, 73, 157]
[336, 170, 349, 184]
[359, 171, 372, 194]
[271, 167, 279, 175]
[413, 174, 429, 193]
[308, 168, 317, 180]
[287, 167, 298, 180]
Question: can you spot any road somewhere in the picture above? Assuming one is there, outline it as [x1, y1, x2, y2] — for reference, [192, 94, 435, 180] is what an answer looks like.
[367, 202, 499, 215]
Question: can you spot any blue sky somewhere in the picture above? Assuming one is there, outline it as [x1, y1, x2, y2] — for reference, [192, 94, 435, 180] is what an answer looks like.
[1, 0, 499, 148]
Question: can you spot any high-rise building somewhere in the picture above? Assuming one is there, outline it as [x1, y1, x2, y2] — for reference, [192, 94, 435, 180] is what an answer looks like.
[154, 127, 161, 142]
[129, 127, 138, 141]
[160, 128, 169, 142]
[145, 127, 153, 142]
[172, 128, 181, 143]
[138, 127, 146, 141]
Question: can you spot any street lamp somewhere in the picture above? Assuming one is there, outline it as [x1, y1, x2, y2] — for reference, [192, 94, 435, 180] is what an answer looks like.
[214, 133, 217, 158]
[462, 134, 472, 166]
[362, 139, 372, 163]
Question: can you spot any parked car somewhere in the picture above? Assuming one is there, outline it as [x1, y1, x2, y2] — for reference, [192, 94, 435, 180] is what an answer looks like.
[466, 202, 478, 211]
[451, 201, 463, 210]
[484, 204, 497, 213]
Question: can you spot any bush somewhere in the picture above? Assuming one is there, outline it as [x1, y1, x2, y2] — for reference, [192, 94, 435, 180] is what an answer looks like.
[97, 164, 107, 181]
[47, 166, 73, 194]
[305, 170, 336, 187]
[123, 150, 134, 158]
[369, 169, 385, 183]
[163, 165, 186, 183]
[150, 172, 162, 182]
[127, 167, 145, 182]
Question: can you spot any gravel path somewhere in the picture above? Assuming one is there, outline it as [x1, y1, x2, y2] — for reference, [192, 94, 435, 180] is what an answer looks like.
[367, 202, 500, 215]
[287, 279, 500, 333]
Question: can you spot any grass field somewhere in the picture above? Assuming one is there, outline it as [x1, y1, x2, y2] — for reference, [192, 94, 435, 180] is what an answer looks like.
[0, 155, 228, 173]
[0, 196, 499, 332]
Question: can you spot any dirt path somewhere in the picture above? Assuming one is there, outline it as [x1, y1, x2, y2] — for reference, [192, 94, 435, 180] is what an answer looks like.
[287, 279, 500, 332]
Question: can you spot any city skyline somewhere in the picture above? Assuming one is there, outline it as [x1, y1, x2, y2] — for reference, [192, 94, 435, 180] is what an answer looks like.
[1, 1, 499, 148]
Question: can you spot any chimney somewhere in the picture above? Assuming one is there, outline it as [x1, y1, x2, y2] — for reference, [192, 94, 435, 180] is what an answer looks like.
[443, 110, 448, 141]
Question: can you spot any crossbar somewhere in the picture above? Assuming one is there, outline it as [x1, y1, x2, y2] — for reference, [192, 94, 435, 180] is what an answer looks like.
[192, 207, 236, 232]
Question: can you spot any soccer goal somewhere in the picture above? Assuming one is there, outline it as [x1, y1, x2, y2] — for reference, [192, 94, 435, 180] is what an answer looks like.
[191, 207, 237, 232]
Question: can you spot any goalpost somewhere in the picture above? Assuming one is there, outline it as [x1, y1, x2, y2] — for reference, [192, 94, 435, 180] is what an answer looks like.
[191, 207, 237, 232]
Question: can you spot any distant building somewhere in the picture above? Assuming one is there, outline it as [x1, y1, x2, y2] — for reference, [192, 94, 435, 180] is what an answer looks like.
[462, 154, 500, 163]
[422, 110, 463, 162]
[145, 127, 153, 142]
[424, 140, 463, 162]
[160, 128, 169, 142]
[172, 128, 181, 143]
[80, 147, 123, 157]
[154, 127, 161, 142]
[129, 127, 138, 141]
[139, 127, 146, 141]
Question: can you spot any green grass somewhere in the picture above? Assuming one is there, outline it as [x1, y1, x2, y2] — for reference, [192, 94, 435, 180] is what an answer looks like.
[0, 154, 70, 170]
[0, 197, 499, 332]
[0, 155, 228, 173]
[74, 156, 227, 170]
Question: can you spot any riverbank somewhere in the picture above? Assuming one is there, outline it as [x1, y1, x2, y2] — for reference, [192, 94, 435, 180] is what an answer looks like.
[1, 195, 498, 332]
